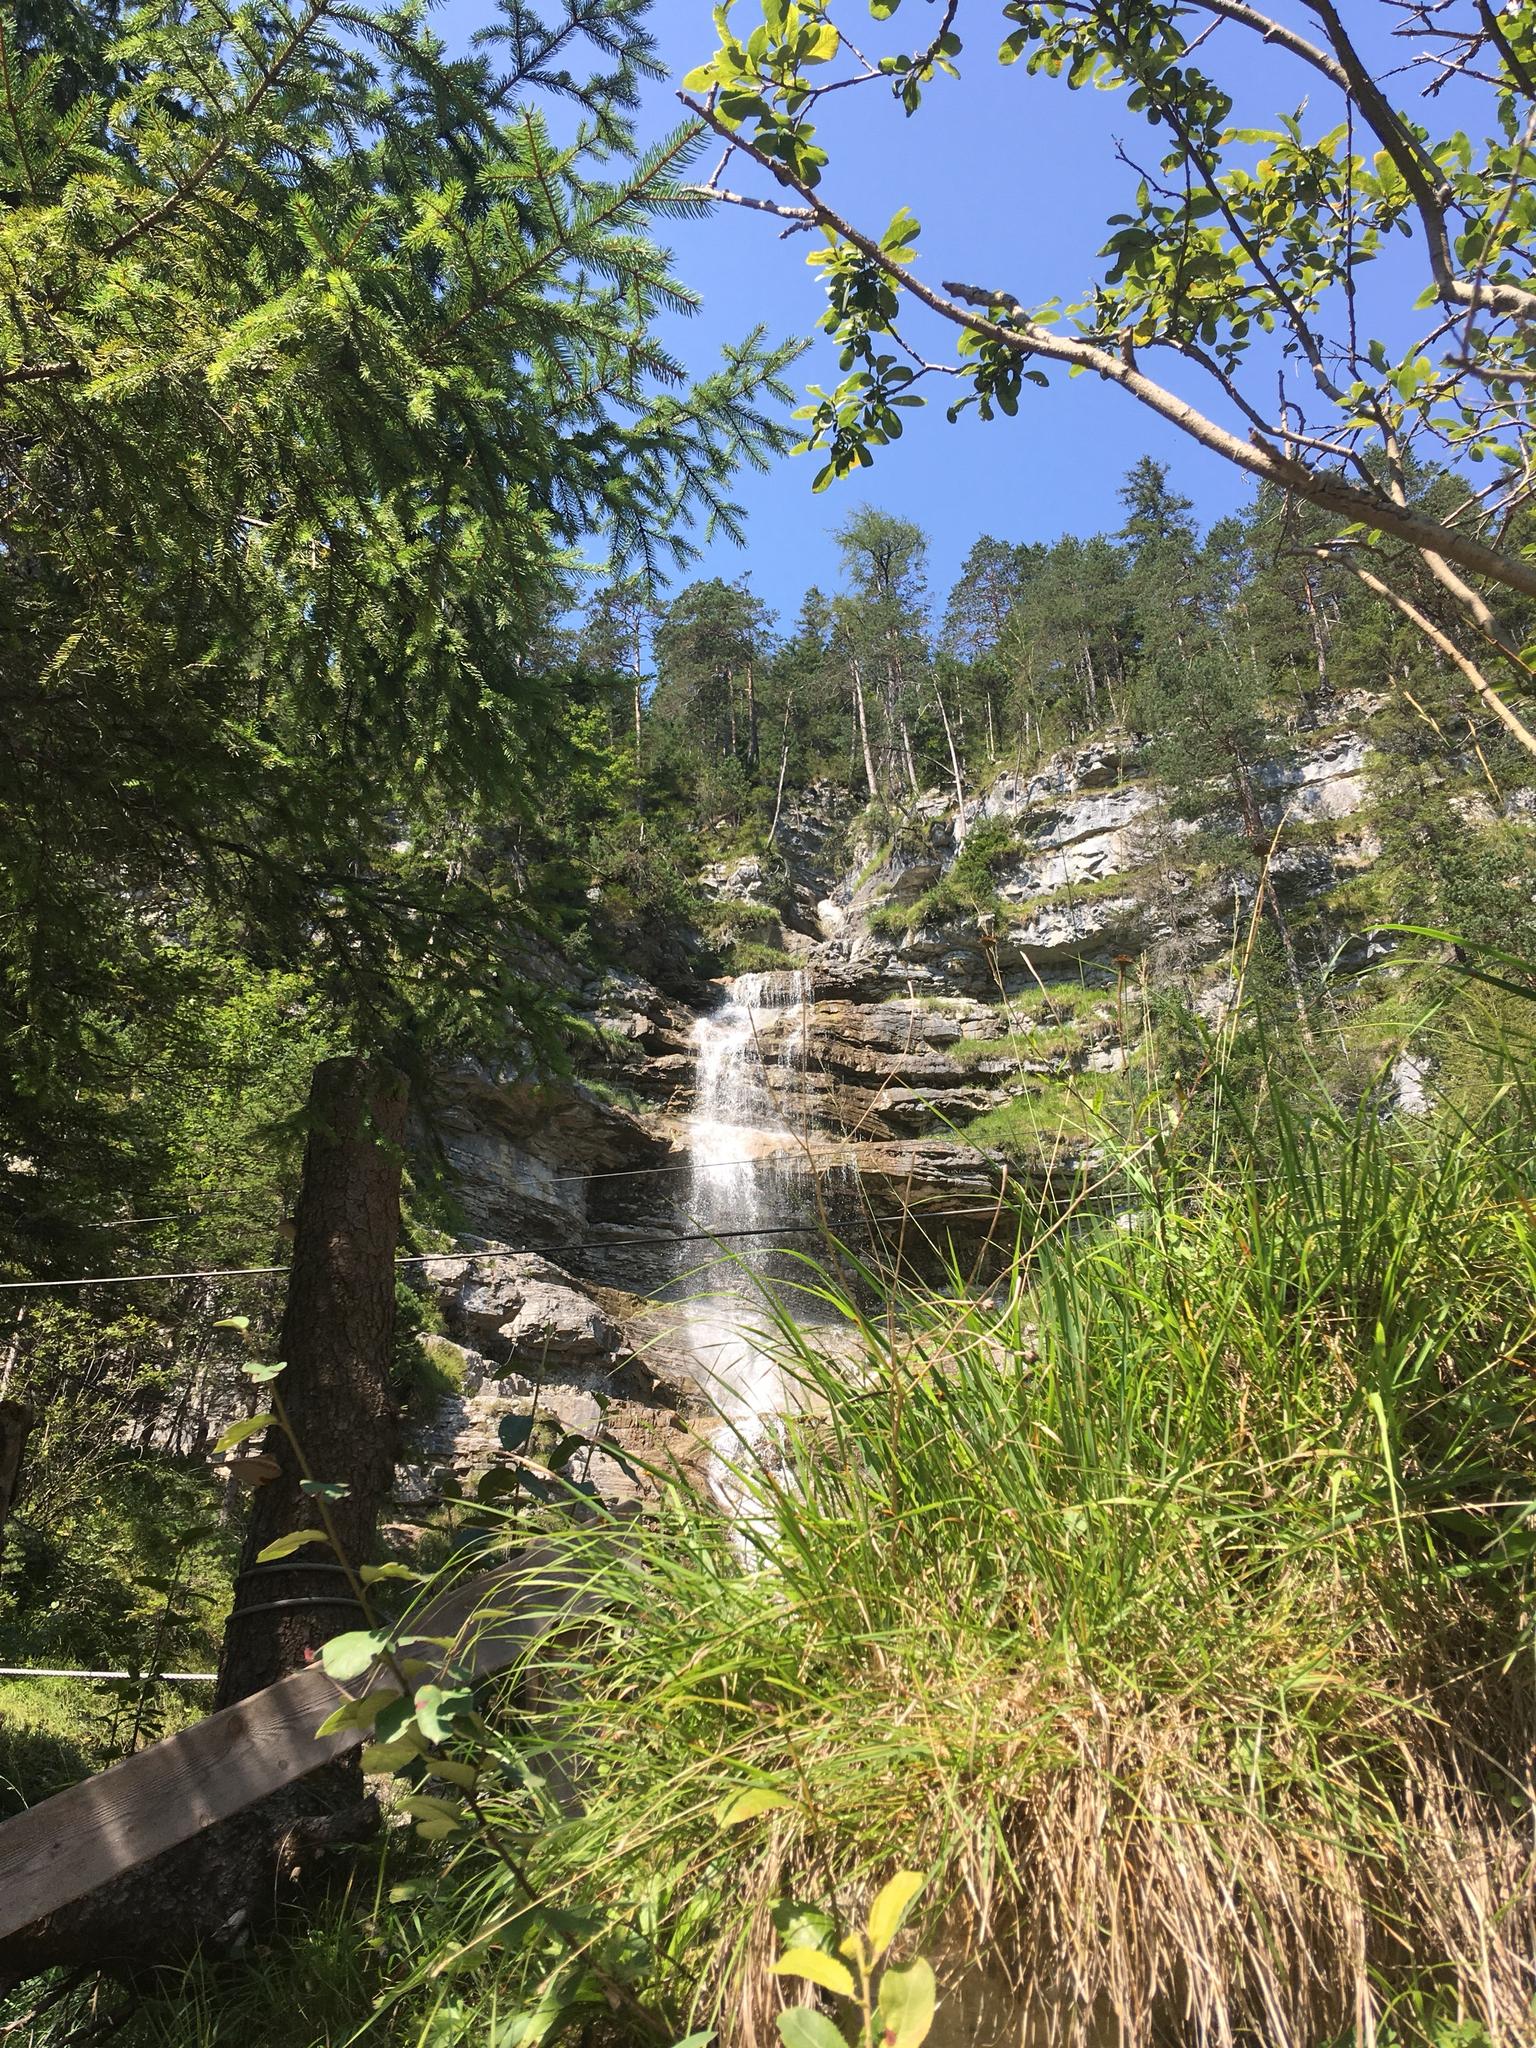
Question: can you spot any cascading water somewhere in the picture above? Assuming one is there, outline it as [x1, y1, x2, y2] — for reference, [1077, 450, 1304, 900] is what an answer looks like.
[679, 969, 815, 1457]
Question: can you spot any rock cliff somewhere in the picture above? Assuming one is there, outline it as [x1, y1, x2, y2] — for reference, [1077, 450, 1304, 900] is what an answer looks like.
[406, 706, 1527, 1504]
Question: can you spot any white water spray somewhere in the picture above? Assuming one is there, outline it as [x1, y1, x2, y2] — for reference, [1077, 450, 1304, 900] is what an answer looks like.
[680, 970, 814, 1454]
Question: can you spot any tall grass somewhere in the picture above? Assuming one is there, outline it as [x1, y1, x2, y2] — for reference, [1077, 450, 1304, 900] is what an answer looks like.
[384, 1078, 1536, 2048]
[16, 1006, 1534, 2048]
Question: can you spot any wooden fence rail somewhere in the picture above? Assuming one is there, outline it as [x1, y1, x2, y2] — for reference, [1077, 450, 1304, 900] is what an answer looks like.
[0, 1541, 582, 1945]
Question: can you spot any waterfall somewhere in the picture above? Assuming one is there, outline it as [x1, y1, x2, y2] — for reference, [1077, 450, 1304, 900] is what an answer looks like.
[679, 969, 814, 1451]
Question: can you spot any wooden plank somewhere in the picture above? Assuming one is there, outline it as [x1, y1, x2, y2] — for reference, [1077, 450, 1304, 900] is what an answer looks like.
[0, 1667, 354, 1941]
[0, 1541, 591, 1942]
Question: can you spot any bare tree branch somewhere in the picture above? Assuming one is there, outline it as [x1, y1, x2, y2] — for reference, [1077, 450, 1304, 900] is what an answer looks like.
[1328, 550, 1536, 758]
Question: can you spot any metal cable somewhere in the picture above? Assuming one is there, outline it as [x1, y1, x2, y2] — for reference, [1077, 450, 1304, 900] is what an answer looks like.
[0, 1206, 1024, 1294]
[0, 1667, 216, 1683]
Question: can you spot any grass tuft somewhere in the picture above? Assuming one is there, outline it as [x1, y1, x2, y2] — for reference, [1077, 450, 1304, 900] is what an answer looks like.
[379, 1080, 1536, 2048]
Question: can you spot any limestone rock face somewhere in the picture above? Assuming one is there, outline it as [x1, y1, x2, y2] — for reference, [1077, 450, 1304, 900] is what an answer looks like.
[1255, 731, 1369, 823]
[497, 1279, 617, 1362]
[979, 734, 1137, 815]
[400, 1259, 713, 1510]
[423, 1061, 667, 1249]
[697, 853, 782, 909]
[424, 1252, 620, 1361]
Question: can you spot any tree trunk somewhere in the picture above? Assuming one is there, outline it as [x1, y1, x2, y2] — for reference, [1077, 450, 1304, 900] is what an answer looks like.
[745, 658, 759, 770]
[768, 692, 795, 842]
[1301, 571, 1330, 703]
[216, 1055, 408, 1709]
[632, 640, 645, 842]
[899, 716, 919, 796]
[930, 675, 967, 842]
[850, 657, 879, 801]
[0, 1400, 31, 1564]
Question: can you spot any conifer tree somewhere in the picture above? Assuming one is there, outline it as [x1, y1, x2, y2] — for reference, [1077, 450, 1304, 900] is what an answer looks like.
[0, 0, 799, 1264]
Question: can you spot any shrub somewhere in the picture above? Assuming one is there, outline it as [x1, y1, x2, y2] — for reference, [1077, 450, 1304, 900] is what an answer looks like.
[724, 939, 801, 975]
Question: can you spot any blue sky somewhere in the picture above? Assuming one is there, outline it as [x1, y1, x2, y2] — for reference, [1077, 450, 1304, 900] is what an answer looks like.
[634, 0, 1241, 624]
[437, 1, 1437, 625]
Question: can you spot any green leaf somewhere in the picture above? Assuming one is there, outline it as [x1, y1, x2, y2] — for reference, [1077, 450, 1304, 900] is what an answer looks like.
[412, 1815, 464, 1842]
[254, 1527, 328, 1561]
[873, 1959, 937, 2046]
[212, 1412, 275, 1452]
[413, 1682, 475, 1743]
[299, 1478, 351, 1500]
[321, 1629, 388, 1681]
[774, 1948, 855, 1999]
[360, 1561, 424, 1585]
[867, 1871, 926, 1957]
[400, 1793, 464, 1823]
[315, 1694, 380, 1737]
[772, 1901, 838, 1953]
[361, 1735, 424, 1773]
[880, 206, 921, 256]
[776, 2014, 846, 2048]
[244, 1360, 287, 1383]
[497, 1413, 535, 1452]
[477, 1465, 530, 1504]
[429, 1756, 479, 1790]
[714, 1786, 792, 1827]
[213, 1315, 250, 1332]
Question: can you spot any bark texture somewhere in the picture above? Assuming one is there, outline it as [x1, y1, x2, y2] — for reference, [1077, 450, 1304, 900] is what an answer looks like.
[0, 1401, 31, 1563]
[217, 1054, 408, 1708]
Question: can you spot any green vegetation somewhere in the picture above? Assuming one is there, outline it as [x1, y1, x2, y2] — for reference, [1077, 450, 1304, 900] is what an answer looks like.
[721, 939, 803, 976]
[8, 5, 1536, 2046]
[865, 821, 1020, 938]
[37, 1010, 1525, 2048]
[26, 1849, 431, 2048]
[699, 897, 785, 948]
[962, 1075, 1127, 1154]
[947, 1023, 1100, 1071]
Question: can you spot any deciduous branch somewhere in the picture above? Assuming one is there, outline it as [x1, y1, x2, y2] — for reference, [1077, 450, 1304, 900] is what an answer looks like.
[678, 87, 1536, 601]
